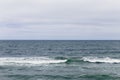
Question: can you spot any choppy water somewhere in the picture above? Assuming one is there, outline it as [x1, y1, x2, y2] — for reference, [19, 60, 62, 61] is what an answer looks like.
[0, 40, 120, 80]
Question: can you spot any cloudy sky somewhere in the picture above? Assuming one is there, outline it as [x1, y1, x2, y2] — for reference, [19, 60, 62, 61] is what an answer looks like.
[0, 0, 120, 40]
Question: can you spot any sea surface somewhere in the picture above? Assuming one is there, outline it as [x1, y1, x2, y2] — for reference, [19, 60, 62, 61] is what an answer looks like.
[0, 40, 120, 80]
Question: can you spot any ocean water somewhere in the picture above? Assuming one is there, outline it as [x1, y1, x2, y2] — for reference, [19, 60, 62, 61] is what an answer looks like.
[0, 40, 120, 80]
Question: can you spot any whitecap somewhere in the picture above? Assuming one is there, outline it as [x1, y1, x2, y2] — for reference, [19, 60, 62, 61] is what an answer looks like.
[82, 56, 120, 63]
[0, 57, 67, 66]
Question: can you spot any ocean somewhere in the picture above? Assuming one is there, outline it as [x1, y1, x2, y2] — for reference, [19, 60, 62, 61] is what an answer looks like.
[0, 40, 120, 80]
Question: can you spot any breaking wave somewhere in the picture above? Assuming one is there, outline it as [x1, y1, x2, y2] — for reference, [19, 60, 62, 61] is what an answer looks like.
[82, 56, 120, 63]
[1, 56, 119, 66]
[0, 57, 67, 66]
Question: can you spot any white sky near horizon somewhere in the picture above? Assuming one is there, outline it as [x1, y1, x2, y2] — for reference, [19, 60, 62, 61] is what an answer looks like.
[0, 0, 120, 40]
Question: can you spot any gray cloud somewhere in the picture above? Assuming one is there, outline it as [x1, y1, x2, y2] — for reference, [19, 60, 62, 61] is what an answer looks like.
[0, 0, 120, 40]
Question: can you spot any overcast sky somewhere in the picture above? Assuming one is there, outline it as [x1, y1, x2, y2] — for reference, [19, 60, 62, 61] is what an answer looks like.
[0, 0, 120, 40]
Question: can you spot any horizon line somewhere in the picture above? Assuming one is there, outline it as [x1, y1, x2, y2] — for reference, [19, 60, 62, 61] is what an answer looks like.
[0, 39, 120, 41]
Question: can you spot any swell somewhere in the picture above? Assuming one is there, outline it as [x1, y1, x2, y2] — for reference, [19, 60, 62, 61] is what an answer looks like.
[79, 74, 120, 80]
[5, 74, 76, 80]
[5, 74, 120, 80]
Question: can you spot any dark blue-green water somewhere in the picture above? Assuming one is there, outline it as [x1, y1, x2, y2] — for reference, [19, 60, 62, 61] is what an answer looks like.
[0, 40, 120, 80]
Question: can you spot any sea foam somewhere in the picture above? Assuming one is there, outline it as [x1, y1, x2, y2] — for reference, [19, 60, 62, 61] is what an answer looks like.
[0, 57, 67, 66]
[82, 57, 120, 63]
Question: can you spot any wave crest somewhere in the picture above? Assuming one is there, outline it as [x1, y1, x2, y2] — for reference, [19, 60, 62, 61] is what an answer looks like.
[0, 57, 67, 66]
[82, 57, 120, 63]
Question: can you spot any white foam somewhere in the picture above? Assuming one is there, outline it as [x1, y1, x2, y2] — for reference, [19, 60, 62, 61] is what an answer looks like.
[82, 57, 120, 63]
[0, 57, 67, 66]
